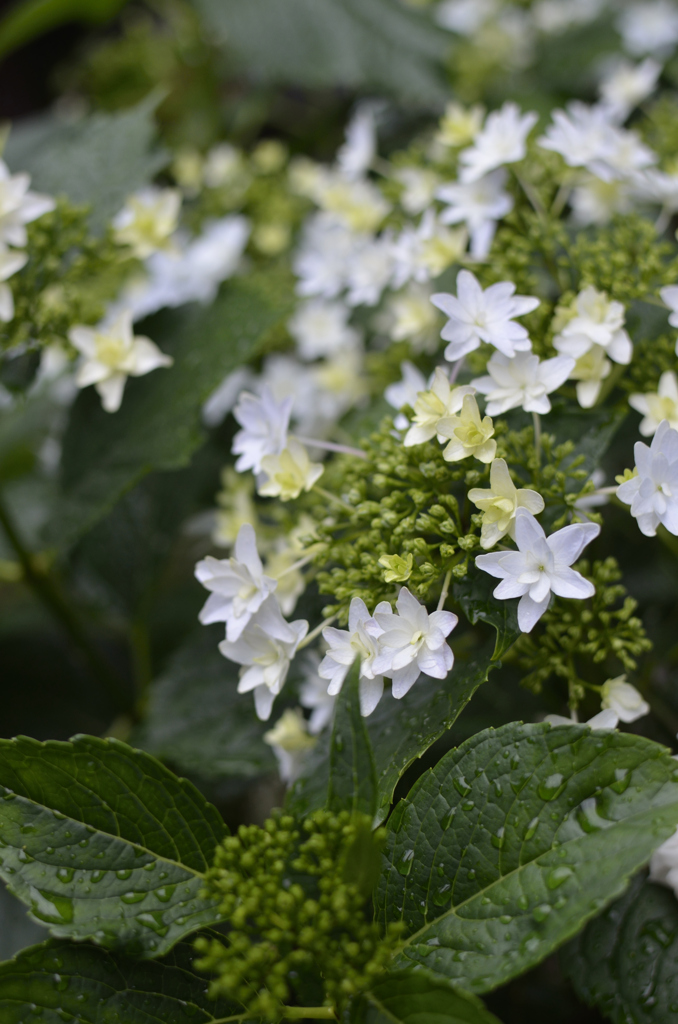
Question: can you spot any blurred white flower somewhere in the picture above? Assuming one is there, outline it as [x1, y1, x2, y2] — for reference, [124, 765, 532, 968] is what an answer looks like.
[618, 0, 678, 57]
[264, 708, 316, 782]
[458, 102, 538, 183]
[293, 214, 357, 299]
[629, 371, 678, 436]
[598, 58, 662, 122]
[570, 175, 634, 226]
[346, 235, 394, 306]
[337, 102, 379, 180]
[538, 102, 617, 169]
[394, 166, 441, 214]
[387, 283, 440, 350]
[391, 210, 467, 288]
[69, 311, 172, 413]
[600, 675, 650, 722]
[569, 345, 611, 409]
[232, 387, 292, 474]
[0, 160, 54, 248]
[437, 169, 513, 259]
[288, 299, 361, 361]
[112, 187, 181, 259]
[472, 350, 574, 415]
[616, 419, 678, 536]
[0, 247, 27, 322]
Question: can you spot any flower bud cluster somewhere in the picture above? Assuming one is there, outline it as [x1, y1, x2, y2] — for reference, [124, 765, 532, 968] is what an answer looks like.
[195, 810, 403, 1020]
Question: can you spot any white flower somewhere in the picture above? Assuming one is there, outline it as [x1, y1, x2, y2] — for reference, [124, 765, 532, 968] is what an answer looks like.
[194, 523, 277, 641]
[0, 247, 27, 322]
[437, 393, 497, 464]
[385, 361, 428, 430]
[391, 210, 467, 289]
[387, 283, 440, 351]
[436, 102, 485, 148]
[544, 709, 619, 729]
[310, 347, 367, 428]
[319, 597, 385, 716]
[588, 126, 656, 182]
[538, 102, 617, 169]
[476, 507, 600, 632]
[650, 826, 678, 898]
[0, 160, 54, 249]
[337, 103, 379, 180]
[345, 235, 394, 307]
[616, 419, 678, 536]
[458, 102, 538, 183]
[232, 387, 292, 474]
[259, 440, 324, 501]
[432, 269, 539, 362]
[436, 169, 513, 259]
[264, 708, 316, 782]
[394, 167, 440, 215]
[629, 371, 678, 436]
[202, 367, 255, 429]
[568, 345, 611, 409]
[553, 286, 632, 364]
[112, 187, 181, 259]
[659, 284, 678, 348]
[115, 216, 250, 321]
[299, 652, 337, 734]
[371, 587, 457, 698]
[600, 675, 650, 722]
[598, 58, 662, 122]
[293, 214, 357, 299]
[570, 175, 633, 226]
[288, 299, 361, 361]
[219, 596, 308, 720]
[404, 366, 475, 446]
[472, 350, 574, 415]
[618, 0, 678, 57]
[203, 143, 249, 190]
[69, 311, 172, 413]
[315, 172, 390, 233]
[468, 458, 545, 549]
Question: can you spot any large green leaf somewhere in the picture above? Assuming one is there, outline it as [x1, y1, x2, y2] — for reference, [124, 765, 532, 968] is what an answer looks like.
[0, 933, 243, 1023]
[352, 970, 502, 1024]
[378, 722, 678, 994]
[133, 628, 276, 781]
[194, 0, 449, 107]
[328, 660, 377, 817]
[289, 640, 510, 825]
[5, 95, 167, 231]
[562, 870, 678, 1024]
[46, 267, 294, 550]
[0, 735, 226, 956]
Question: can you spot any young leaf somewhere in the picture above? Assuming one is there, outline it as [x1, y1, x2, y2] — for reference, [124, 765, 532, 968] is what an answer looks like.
[352, 970, 502, 1024]
[378, 722, 678, 994]
[327, 660, 377, 817]
[562, 870, 678, 1024]
[46, 266, 294, 550]
[5, 95, 167, 231]
[132, 628, 276, 781]
[0, 735, 227, 956]
[0, 933, 243, 1023]
[289, 640, 508, 824]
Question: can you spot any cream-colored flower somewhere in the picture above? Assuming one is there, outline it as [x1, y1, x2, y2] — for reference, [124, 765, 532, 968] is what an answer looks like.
[388, 284, 440, 350]
[437, 393, 497, 463]
[404, 367, 475, 446]
[264, 708, 316, 782]
[600, 675, 650, 723]
[213, 468, 258, 549]
[629, 370, 678, 436]
[378, 552, 414, 583]
[469, 458, 545, 549]
[436, 102, 485, 148]
[316, 173, 391, 233]
[113, 187, 181, 259]
[69, 311, 173, 413]
[259, 440, 324, 501]
[568, 345, 611, 408]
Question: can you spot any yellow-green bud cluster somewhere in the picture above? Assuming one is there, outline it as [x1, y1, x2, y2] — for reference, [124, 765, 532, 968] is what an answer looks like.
[195, 809, 403, 1021]
[511, 557, 652, 704]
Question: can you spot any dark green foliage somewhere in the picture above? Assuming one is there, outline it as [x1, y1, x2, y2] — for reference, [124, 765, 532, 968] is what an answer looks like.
[0, 735, 226, 955]
[378, 722, 678, 993]
[327, 660, 378, 818]
[352, 970, 502, 1024]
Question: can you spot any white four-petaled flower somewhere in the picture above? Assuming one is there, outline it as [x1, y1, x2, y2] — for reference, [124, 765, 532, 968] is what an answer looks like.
[194, 523, 277, 641]
[432, 270, 539, 362]
[476, 507, 600, 632]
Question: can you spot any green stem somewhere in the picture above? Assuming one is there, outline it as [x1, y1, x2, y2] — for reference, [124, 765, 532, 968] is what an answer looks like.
[298, 613, 338, 650]
[437, 568, 452, 611]
[0, 493, 127, 713]
[532, 411, 542, 469]
[314, 486, 355, 515]
[282, 1008, 337, 1020]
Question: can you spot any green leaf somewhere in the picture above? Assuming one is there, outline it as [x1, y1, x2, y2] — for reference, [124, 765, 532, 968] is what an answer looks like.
[5, 95, 167, 231]
[46, 267, 294, 550]
[328, 660, 377, 818]
[289, 640, 505, 825]
[0, 884, 44, 961]
[194, 0, 449, 107]
[0, 933, 243, 1023]
[562, 870, 678, 1024]
[378, 722, 678, 994]
[0, 0, 131, 61]
[352, 970, 502, 1024]
[453, 569, 521, 660]
[133, 628, 277, 781]
[0, 735, 227, 956]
